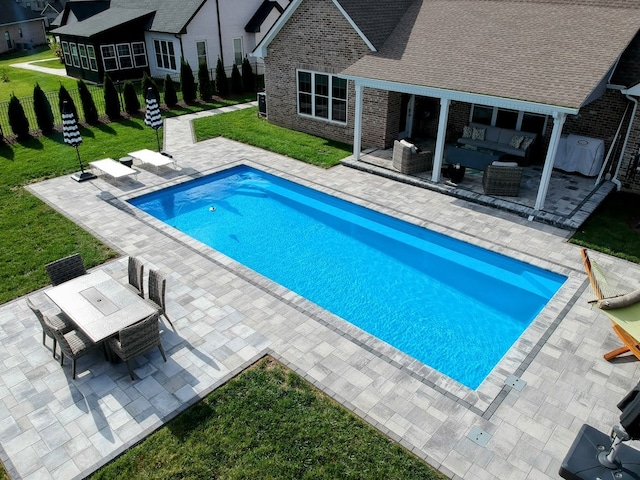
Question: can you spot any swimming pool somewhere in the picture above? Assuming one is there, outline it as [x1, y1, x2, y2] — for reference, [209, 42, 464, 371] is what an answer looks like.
[130, 165, 566, 389]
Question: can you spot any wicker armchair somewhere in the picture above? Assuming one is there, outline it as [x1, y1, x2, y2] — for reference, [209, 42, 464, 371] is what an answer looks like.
[148, 269, 173, 329]
[482, 163, 523, 196]
[45, 253, 87, 286]
[51, 327, 101, 379]
[26, 297, 73, 358]
[392, 140, 432, 174]
[108, 313, 166, 380]
[128, 256, 145, 297]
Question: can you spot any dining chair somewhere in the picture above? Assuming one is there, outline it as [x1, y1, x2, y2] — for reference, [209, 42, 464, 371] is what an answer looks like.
[148, 269, 174, 329]
[45, 253, 87, 286]
[26, 297, 73, 358]
[107, 313, 167, 380]
[50, 327, 101, 379]
[127, 256, 145, 297]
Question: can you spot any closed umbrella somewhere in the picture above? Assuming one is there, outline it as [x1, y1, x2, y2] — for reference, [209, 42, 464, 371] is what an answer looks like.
[63, 101, 95, 182]
[144, 88, 163, 153]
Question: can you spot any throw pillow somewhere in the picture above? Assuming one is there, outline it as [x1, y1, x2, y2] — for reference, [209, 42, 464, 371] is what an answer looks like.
[491, 161, 519, 167]
[509, 135, 524, 149]
[597, 287, 640, 310]
[472, 127, 486, 141]
[520, 136, 534, 150]
[462, 126, 473, 139]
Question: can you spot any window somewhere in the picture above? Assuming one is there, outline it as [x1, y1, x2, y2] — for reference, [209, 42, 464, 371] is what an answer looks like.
[297, 70, 348, 123]
[131, 42, 147, 67]
[116, 43, 133, 69]
[18, 28, 22, 38]
[196, 41, 207, 67]
[101, 44, 118, 71]
[154, 39, 176, 70]
[69, 43, 80, 67]
[470, 105, 547, 135]
[495, 108, 518, 129]
[77, 44, 89, 69]
[61, 41, 71, 65]
[233, 37, 243, 66]
[86, 45, 98, 71]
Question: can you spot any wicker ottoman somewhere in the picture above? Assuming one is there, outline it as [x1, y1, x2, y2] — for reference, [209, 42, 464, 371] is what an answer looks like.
[482, 164, 523, 196]
[392, 140, 433, 174]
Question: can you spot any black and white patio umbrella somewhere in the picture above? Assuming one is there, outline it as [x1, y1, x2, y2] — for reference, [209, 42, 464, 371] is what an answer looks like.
[63, 101, 95, 182]
[144, 88, 163, 153]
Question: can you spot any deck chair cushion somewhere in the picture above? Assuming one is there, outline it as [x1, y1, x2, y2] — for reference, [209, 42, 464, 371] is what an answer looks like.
[598, 287, 640, 310]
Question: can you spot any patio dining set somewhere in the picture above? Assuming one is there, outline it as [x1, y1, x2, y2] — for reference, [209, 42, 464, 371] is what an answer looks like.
[27, 254, 171, 380]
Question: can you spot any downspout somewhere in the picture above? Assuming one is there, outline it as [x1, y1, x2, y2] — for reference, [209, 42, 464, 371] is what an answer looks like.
[215, 0, 224, 66]
[611, 94, 638, 191]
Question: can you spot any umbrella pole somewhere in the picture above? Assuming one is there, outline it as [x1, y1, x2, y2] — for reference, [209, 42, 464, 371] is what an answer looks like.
[155, 128, 161, 153]
[75, 145, 85, 173]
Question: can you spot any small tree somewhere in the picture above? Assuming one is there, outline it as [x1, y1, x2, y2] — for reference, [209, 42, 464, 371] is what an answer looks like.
[241, 56, 255, 93]
[198, 63, 212, 101]
[8, 94, 30, 141]
[33, 83, 54, 134]
[215, 57, 228, 97]
[123, 81, 140, 114]
[142, 71, 160, 101]
[164, 74, 178, 108]
[230, 63, 243, 95]
[103, 75, 121, 119]
[180, 59, 196, 104]
[58, 85, 78, 121]
[77, 80, 99, 124]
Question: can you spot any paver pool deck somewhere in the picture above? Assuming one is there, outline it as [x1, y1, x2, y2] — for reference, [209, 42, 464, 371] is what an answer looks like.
[2, 104, 640, 479]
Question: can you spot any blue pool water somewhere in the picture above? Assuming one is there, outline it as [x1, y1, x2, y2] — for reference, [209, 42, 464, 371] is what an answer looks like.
[130, 166, 566, 389]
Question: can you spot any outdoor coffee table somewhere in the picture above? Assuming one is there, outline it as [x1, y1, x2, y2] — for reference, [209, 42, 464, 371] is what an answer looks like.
[445, 144, 506, 171]
[45, 269, 158, 343]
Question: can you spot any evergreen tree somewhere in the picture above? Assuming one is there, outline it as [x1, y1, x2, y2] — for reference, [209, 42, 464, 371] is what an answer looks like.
[33, 83, 54, 134]
[58, 84, 78, 121]
[198, 62, 212, 101]
[123, 81, 140, 114]
[8, 94, 30, 141]
[103, 75, 121, 119]
[142, 71, 160, 101]
[180, 59, 196, 104]
[163, 74, 178, 108]
[230, 63, 243, 95]
[77, 79, 99, 124]
[241, 56, 255, 93]
[215, 57, 228, 97]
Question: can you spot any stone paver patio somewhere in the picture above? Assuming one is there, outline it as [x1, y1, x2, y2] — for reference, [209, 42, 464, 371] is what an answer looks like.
[1, 104, 640, 479]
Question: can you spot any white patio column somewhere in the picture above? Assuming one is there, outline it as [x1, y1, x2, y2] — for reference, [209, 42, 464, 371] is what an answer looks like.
[535, 111, 566, 211]
[431, 98, 450, 182]
[352, 83, 364, 161]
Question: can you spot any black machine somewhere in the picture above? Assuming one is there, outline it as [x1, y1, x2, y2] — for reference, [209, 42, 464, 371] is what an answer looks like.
[560, 383, 640, 479]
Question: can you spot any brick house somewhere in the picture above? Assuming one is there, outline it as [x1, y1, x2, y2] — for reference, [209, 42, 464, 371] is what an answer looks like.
[253, 0, 640, 209]
[0, 0, 47, 54]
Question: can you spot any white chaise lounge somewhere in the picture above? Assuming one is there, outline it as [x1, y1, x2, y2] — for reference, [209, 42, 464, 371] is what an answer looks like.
[89, 158, 137, 185]
[128, 149, 175, 172]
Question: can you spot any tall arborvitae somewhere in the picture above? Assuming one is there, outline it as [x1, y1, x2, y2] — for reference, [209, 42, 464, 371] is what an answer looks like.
[215, 57, 228, 97]
[180, 59, 196, 104]
[198, 62, 212, 101]
[77, 79, 99, 124]
[33, 83, 54, 134]
[142, 71, 160, 101]
[230, 63, 243, 95]
[58, 85, 78, 121]
[123, 81, 140, 114]
[241, 56, 255, 93]
[103, 75, 121, 119]
[164, 74, 178, 108]
[8, 94, 30, 141]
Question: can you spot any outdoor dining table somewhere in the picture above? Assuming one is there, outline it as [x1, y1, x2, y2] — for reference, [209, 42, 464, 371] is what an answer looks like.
[44, 269, 159, 343]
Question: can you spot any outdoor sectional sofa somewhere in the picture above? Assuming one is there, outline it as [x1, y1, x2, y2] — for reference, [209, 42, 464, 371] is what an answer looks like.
[456, 122, 537, 163]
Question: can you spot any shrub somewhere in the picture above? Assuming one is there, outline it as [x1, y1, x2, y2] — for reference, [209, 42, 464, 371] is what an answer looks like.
[215, 57, 228, 97]
[33, 83, 54, 134]
[180, 59, 196, 104]
[103, 75, 121, 119]
[142, 72, 160, 102]
[77, 80, 99, 124]
[230, 63, 243, 95]
[198, 62, 213, 101]
[123, 81, 140, 114]
[8, 94, 30, 141]
[163, 74, 178, 108]
[241, 56, 255, 93]
[58, 85, 78, 120]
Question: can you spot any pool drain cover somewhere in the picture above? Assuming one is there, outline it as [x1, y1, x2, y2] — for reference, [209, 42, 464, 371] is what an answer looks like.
[505, 375, 526, 391]
[467, 426, 491, 447]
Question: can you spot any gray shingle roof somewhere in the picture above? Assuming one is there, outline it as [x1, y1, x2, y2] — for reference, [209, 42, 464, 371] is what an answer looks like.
[337, 0, 414, 49]
[340, 0, 640, 109]
[52, 7, 154, 36]
[0, 0, 44, 25]
[109, 0, 205, 34]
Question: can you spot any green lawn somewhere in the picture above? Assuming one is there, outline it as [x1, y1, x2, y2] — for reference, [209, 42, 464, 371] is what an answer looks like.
[89, 357, 446, 480]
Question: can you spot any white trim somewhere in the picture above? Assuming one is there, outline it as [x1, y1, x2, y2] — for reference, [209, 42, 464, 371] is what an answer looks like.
[131, 41, 147, 68]
[86, 45, 98, 71]
[331, 0, 376, 52]
[100, 44, 118, 71]
[69, 42, 80, 68]
[116, 43, 133, 70]
[78, 44, 89, 70]
[61, 40, 71, 65]
[297, 69, 348, 124]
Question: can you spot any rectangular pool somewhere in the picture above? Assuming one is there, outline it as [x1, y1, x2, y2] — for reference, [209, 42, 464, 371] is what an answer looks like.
[130, 165, 566, 389]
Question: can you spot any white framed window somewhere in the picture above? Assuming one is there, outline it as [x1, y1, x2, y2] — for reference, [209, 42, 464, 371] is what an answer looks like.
[116, 43, 133, 69]
[297, 70, 348, 123]
[233, 37, 243, 66]
[101, 44, 118, 71]
[61, 41, 72, 65]
[196, 40, 207, 67]
[131, 42, 147, 67]
[78, 44, 89, 69]
[153, 39, 176, 70]
[470, 105, 547, 134]
[69, 43, 80, 67]
[86, 45, 98, 71]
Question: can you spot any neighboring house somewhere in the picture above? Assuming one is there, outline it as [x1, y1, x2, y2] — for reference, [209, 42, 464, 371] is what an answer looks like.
[51, 0, 288, 84]
[49, 0, 109, 30]
[0, 0, 47, 54]
[253, 0, 640, 209]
